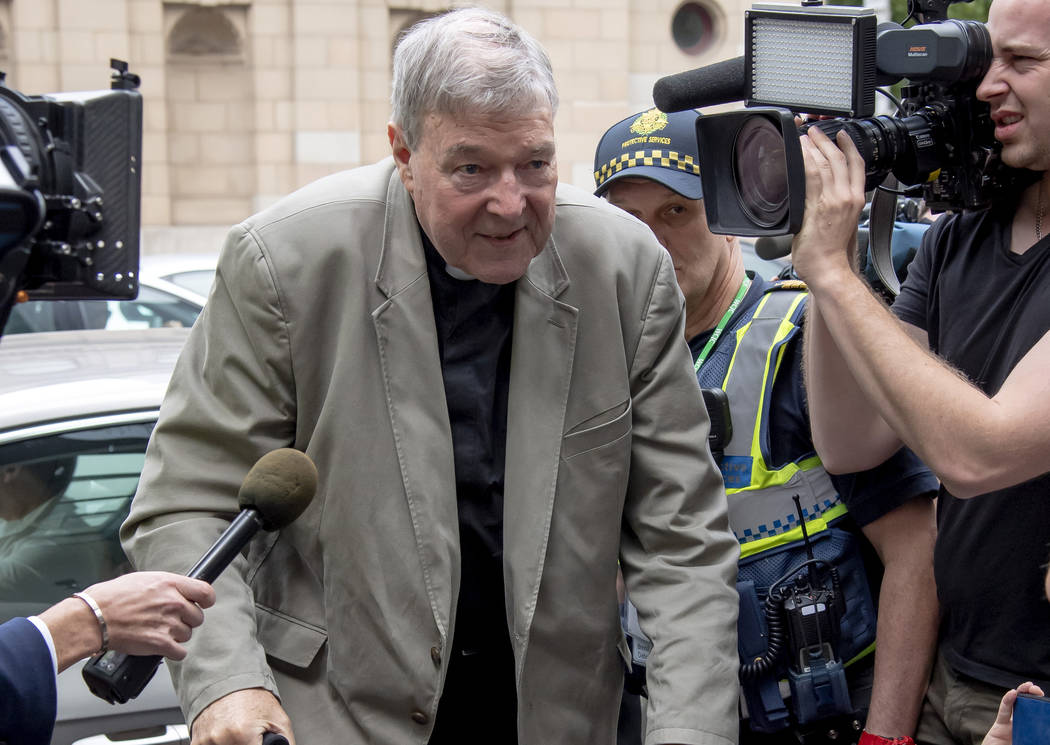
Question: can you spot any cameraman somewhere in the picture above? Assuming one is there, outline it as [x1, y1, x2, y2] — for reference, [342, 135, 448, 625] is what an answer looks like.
[794, 0, 1050, 742]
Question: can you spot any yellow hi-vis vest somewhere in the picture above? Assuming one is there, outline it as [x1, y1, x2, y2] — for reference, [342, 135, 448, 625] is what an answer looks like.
[707, 284, 847, 558]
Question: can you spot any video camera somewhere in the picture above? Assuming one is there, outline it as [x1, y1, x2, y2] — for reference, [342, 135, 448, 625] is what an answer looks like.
[0, 59, 142, 334]
[653, 0, 1032, 241]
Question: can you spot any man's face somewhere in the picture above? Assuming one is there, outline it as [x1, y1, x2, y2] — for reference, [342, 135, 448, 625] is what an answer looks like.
[388, 108, 557, 285]
[976, 0, 1050, 171]
[605, 177, 735, 313]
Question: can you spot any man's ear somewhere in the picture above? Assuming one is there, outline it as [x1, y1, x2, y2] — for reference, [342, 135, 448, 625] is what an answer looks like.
[388, 123, 414, 194]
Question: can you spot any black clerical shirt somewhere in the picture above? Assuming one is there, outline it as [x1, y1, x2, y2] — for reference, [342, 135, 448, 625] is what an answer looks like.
[422, 233, 518, 743]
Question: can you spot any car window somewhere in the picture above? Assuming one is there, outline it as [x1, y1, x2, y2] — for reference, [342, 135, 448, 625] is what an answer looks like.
[162, 269, 216, 299]
[3, 286, 202, 334]
[0, 420, 155, 622]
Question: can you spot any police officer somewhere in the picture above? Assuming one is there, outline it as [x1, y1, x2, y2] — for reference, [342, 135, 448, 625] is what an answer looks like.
[595, 109, 939, 745]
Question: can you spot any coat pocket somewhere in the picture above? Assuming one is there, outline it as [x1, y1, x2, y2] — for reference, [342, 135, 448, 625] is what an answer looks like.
[561, 399, 632, 460]
[256, 603, 327, 669]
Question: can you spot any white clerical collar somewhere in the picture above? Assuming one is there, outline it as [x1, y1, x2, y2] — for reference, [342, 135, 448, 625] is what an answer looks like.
[444, 264, 476, 281]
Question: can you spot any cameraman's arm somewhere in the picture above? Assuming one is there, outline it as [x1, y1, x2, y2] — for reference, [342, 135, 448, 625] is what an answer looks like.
[793, 126, 1050, 498]
[803, 288, 908, 474]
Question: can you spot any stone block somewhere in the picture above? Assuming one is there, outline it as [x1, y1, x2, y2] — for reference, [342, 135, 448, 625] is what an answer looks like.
[543, 9, 603, 40]
[141, 195, 171, 226]
[128, 0, 163, 33]
[129, 34, 165, 67]
[200, 133, 255, 165]
[249, 4, 290, 34]
[292, 4, 358, 35]
[254, 68, 292, 101]
[58, 0, 127, 32]
[56, 30, 95, 64]
[168, 134, 199, 165]
[171, 101, 228, 133]
[142, 131, 168, 164]
[328, 38, 357, 67]
[255, 132, 294, 164]
[12, 65, 59, 94]
[293, 67, 358, 102]
[12, 0, 56, 30]
[198, 69, 254, 103]
[295, 130, 360, 165]
[165, 68, 198, 102]
[294, 37, 328, 68]
[59, 64, 105, 91]
[293, 100, 331, 130]
[172, 196, 252, 226]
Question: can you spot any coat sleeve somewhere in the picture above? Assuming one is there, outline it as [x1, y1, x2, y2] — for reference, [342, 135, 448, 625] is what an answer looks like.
[120, 223, 298, 725]
[0, 618, 58, 745]
[619, 249, 740, 745]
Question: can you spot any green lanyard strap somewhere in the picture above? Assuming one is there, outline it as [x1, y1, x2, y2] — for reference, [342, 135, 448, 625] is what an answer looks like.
[694, 276, 752, 373]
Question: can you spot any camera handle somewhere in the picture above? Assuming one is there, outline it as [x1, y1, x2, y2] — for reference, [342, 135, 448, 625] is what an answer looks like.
[868, 177, 903, 297]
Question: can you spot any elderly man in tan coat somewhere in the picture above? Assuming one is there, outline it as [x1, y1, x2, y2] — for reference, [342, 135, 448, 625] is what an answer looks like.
[122, 9, 739, 745]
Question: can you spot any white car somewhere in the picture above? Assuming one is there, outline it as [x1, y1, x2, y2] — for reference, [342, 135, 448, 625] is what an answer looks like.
[3, 255, 217, 336]
[0, 329, 192, 745]
[139, 253, 218, 303]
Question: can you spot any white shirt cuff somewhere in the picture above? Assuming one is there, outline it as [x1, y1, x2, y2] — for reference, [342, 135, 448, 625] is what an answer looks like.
[27, 614, 60, 677]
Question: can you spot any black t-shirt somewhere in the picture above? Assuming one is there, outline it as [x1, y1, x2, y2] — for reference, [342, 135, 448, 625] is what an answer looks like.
[893, 206, 1050, 689]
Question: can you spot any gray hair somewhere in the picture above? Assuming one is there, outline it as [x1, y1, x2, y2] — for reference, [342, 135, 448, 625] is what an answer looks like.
[391, 7, 559, 149]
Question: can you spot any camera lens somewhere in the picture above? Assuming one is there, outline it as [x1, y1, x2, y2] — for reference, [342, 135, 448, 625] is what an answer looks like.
[733, 116, 788, 228]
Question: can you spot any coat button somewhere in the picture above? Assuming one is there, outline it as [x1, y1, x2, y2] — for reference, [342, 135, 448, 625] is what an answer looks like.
[430, 646, 441, 665]
[411, 711, 429, 725]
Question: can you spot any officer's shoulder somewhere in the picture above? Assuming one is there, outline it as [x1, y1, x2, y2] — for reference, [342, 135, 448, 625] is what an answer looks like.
[765, 278, 808, 294]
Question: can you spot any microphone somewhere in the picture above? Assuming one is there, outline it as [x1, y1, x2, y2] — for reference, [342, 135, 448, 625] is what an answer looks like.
[82, 448, 319, 706]
[653, 56, 746, 113]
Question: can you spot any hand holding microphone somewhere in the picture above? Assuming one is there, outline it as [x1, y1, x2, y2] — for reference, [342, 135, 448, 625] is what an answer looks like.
[82, 448, 318, 706]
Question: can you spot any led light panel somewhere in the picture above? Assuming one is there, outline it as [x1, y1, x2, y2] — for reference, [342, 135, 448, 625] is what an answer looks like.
[745, 4, 877, 117]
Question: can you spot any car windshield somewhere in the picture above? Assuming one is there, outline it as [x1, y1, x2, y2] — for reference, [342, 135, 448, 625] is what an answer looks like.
[3, 286, 202, 334]
[0, 420, 155, 623]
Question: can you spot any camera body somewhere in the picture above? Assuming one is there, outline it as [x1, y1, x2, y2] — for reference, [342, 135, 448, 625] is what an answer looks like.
[0, 60, 142, 331]
[689, 0, 1031, 237]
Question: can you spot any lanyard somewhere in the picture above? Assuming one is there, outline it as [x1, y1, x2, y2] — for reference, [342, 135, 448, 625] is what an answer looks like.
[693, 276, 752, 373]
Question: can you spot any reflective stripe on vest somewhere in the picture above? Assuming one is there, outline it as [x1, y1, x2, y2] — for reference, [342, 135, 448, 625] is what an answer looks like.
[711, 287, 842, 546]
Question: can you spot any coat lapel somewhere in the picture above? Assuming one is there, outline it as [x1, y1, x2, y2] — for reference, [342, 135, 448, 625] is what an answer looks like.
[503, 238, 577, 661]
[371, 170, 458, 641]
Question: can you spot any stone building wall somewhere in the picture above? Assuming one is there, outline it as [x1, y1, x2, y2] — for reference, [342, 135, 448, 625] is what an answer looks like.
[2, 0, 748, 252]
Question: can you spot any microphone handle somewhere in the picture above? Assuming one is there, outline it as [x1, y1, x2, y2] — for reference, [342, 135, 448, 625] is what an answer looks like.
[82, 508, 266, 704]
[188, 509, 265, 582]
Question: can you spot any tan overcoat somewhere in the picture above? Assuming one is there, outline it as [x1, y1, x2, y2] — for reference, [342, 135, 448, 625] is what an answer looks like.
[122, 159, 739, 745]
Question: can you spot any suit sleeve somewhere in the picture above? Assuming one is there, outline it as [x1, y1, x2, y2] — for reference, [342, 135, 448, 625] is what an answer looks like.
[619, 250, 740, 745]
[0, 618, 58, 745]
[121, 224, 297, 725]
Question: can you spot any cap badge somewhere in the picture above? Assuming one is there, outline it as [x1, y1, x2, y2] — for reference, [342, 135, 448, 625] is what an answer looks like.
[629, 108, 669, 136]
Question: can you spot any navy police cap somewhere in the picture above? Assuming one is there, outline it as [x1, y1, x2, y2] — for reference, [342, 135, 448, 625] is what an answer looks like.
[593, 108, 703, 200]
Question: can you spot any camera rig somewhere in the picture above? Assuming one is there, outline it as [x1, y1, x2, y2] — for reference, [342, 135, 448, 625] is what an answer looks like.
[656, 0, 1036, 294]
[0, 59, 142, 335]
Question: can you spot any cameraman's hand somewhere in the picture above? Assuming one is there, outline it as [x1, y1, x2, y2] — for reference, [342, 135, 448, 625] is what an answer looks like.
[790, 125, 867, 290]
[191, 689, 295, 745]
[982, 681, 1044, 745]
